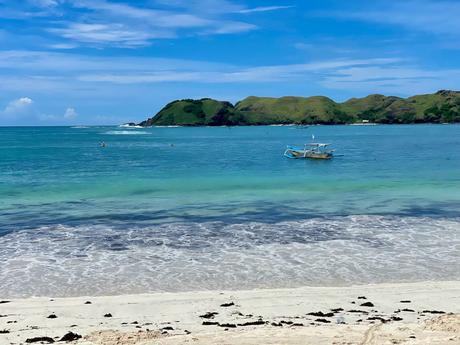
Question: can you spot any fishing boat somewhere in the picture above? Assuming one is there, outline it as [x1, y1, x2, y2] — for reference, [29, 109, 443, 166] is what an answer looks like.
[284, 142, 334, 160]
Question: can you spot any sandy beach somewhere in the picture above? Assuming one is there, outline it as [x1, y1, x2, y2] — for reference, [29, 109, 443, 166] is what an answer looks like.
[1, 281, 459, 345]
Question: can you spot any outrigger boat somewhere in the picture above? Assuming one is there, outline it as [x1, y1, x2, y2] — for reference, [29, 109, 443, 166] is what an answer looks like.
[284, 142, 334, 160]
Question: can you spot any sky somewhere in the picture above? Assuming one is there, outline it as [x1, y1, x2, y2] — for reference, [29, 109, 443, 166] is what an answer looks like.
[1, 0, 460, 125]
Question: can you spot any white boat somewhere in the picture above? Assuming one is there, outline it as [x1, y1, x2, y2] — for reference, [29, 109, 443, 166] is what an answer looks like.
[284, 143, 334, 160]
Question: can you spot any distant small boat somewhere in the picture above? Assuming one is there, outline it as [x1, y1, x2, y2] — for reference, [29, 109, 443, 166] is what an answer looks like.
[284, 142, 334, 160]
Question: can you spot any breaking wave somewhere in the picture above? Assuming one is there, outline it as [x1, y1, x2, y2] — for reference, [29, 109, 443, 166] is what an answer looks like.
[0, 215, 459, 298]
[103, 130, 150, 135]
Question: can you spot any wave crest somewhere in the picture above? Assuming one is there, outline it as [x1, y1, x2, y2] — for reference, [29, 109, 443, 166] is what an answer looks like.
[104, 130, 150, 135]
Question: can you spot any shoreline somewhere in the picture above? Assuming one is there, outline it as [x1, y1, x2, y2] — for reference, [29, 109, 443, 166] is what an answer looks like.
[132, 122, 459, 128]
[2, 281, 459, 344]
[3, 278, 459, 300]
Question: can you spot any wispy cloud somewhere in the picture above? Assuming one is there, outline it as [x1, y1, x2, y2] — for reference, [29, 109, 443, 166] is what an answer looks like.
[320, 65, 460, 95]
[330, 0, 460, 36]
[78, 71, 202, 83]
[153, 1, 292, 15]
[0, 49, 232, 93]
[1, 49, 459, 105]
[214, 58, 402, 83]
[42, 0, 257, 47]
[71, 0, 213, 28]
[152, 0, 244, 14]
[48, 43, 79, 50]
[1, 0, 260, 47]
[74, 57, 403, 84]
[0, 50, 230, 72]
[49, 23, 172, 47]
[29, 0, 61, 8]
[212, 21, 257, 34]
[237, 6, 293, 14]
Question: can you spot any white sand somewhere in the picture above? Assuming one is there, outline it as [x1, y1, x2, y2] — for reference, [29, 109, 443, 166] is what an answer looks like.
[1, 281, 459, 345]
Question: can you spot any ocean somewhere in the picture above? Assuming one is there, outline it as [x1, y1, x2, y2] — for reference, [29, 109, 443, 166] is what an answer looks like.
[0, 124, 459, 297]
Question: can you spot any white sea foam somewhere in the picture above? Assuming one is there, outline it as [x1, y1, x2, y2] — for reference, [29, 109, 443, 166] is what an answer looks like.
[118, 124, 144, 129]
[104, 130, 150, 135]
[0, 215, 459, 298]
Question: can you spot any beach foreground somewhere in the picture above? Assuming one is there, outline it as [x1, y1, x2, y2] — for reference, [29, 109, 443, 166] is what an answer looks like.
[1, 281, 459, 345]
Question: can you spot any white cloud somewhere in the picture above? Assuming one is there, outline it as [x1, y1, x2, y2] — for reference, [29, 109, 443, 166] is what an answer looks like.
[320, 66, 460, 95]
[0, 49, 459, 98]
[0, 50, 230, 73]
[78, 71, 201, 83]
[1, 97, 34, 117]
[237, 6, 293, 14]
[76, 58, 402, 84]
[50, 23, 171, 47]
[48, 43, 79, 49]
[153, 0, 244, 14]
[0, 96, 79, 123]
[153, 1, 292, 15]
[2, 0, 261, 47]
[39, 107, 79, 122]
[64, 107, 77, 119]
[71, 0, 214, 28]
[42, 0, 257, 47]
[212, 21, 257, 34]
[29, 0, 61, 7]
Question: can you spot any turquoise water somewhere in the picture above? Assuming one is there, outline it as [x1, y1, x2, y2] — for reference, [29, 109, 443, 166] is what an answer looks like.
[1, 125, 460, 297]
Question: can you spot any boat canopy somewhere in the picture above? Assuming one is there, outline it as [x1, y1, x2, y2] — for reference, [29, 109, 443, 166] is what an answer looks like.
[306, 143, 330, 147]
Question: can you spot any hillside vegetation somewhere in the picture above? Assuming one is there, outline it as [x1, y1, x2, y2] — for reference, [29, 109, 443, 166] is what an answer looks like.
[138, 90, 460, 126]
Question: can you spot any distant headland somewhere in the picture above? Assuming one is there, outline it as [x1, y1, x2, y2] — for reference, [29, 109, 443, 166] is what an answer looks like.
[137, 90, 460, 126]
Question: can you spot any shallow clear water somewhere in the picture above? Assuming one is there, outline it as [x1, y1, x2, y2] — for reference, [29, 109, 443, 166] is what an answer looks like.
[1, 125, 459, 297]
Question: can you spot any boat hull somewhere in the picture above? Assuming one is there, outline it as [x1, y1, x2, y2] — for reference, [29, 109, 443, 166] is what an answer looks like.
[284, 149, 333, 160]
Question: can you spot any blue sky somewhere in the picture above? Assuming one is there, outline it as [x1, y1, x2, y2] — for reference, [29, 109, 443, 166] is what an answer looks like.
[1, 0, 460, 125]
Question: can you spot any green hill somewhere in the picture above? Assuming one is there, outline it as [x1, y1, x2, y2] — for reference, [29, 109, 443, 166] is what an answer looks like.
[234, 96, 353, 124]
[341, 90, 460, 123]
[138, 90, 460, 126]
[138, 98, 238, 126]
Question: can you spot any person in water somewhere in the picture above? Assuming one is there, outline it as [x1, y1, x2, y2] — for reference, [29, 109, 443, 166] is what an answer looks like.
[100, 141, 106, 147]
